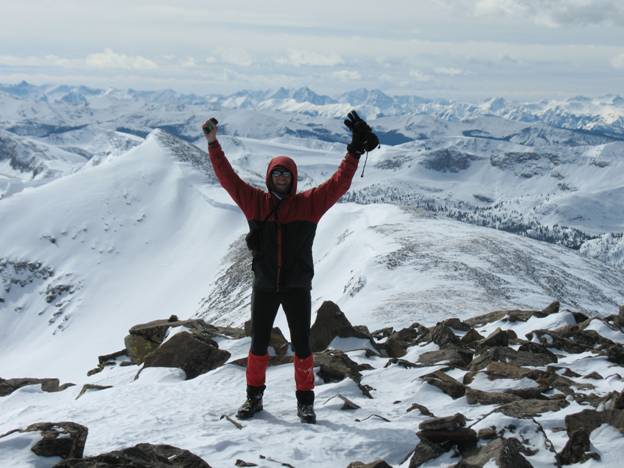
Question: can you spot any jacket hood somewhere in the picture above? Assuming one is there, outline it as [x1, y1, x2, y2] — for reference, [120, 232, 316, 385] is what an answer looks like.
[266, 155, 298, 196]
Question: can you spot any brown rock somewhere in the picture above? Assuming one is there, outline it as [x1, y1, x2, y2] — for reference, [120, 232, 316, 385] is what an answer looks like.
[607, 344, 624, 365]
[383, 323, 430, 358]
[565, 409, 624, 435]
[478, 327, 509, 349]
[457, 437, 533, 468]
[498, 398, 569, 418]
[0, 422, 88, 460]
[408, 439, 449, 467]
[534, 301, 560, 317]
[309, 301, 374, 352]
[75, 384, 113, 400]
[460, 328, 485, 346]
[55, 443, 211, 467]
[314, 349, 367, 384]
[347, 460, 392, 468]
[419, 413, 466, 431]
[442, 318, 471, 332]
[430, 323, 460, 347]
[477, 427, 497, 440]
[384, 358, 418, 369]
[485, 361, 548, 381]
[417, 347, 473, 369]
[417, 428, 477, 451]
[142, 331, 230, 379]
[465, 388, 521, 405]
[584, 371, 604, 380]
[470, 346, 556, 371]
[421, 370, 466, 399]
[556, 429, 599, 465]
[407, 403, 434, 417]
[0, 378, 73, 397]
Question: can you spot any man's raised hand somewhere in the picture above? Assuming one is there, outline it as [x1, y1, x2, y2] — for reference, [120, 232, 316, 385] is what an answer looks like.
[202, 117, 219, 143]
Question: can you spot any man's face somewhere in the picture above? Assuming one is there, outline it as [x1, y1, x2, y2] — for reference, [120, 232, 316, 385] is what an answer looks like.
[271, 166, 292, 195]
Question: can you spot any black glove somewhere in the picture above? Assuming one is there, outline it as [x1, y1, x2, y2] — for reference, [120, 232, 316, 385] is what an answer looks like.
[344, 110, 379, 156]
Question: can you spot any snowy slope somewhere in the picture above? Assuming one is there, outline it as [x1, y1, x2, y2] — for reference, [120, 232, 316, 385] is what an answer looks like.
[1, 130, 623, 384]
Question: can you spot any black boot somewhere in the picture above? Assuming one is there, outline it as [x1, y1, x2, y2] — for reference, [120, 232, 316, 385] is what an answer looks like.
[296, 390, 316, 424]
[237, 385, 265, 420]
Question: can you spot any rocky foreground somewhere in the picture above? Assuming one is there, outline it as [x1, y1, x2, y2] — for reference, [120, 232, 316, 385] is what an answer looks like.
[1, 301, 624, 467]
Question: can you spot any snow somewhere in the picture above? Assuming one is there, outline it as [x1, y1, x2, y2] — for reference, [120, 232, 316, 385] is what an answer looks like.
[1, 82, 624, 467]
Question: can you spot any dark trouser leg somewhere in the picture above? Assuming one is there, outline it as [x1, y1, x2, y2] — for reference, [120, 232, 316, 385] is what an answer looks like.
[247, 288, 280, 388]
[281, 289, 314, 400]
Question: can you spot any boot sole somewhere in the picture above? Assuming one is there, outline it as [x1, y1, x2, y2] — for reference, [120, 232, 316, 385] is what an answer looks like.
[237, 407, 263, 420]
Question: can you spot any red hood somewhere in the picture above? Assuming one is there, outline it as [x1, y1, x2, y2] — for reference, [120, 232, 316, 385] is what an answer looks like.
[266, 155, 298, 196]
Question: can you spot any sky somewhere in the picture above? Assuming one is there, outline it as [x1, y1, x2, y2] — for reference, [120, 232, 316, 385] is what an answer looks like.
[0, 0, 623, 100]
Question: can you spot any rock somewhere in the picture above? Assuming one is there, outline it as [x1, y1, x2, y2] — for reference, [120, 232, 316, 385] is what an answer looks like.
[441, 318, 471, 332]
[75, 384, 113, 400]
[460, 328, 485, 346]
[235, 460, 257, 467]
[372, 326, 394, 340]
[457, 437, 533, 468]
[142, 331, 230, 380]
[408, 439, 449, 467]
[464, 309, 535, 327]
[534, 301, 560, 317]
[243, 322, 290, 355]
[478, 328, 509, 349]
[556, 429, 599, 465]
[517, 342, 558, 362]
[470, 346, 556, 371]
[0, 378, 74, 397]
[55, 443, 211, 467]
[406, 403, 434, 417]
[607, 344, 624, 365]
[430, 323, 460, 347]
[498, 398, 569, 418]
[309, 301, 375, 352]
[383, 322, 430, 358]
[417, 347, 473, 369]
[477, 427, 497, 440]
[565, 409, 624, 435]
[584, 371, 604, 380]
[421, 370, 466, 399]
[419, 413, 466, 432]
[465, 388, 521, 405]
[347, 460, 392, 468]
[384, 358, 418, 369]
[484, 361, 548, 381]
[0, 422, 88, 460]
[417, 428, 477, 451]
[314, 349, 367, 384]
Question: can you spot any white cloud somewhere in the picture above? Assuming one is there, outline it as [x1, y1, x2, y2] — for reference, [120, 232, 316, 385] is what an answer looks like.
[434, 67, 464, 76]
[332, 70, 361, 81]
[215, 48, 253, 67]
[276, 49, 343, 67]
[85, 49, 157, 70]
[611, 53, 624, 69]
[457, 0, 624, 27]
[0, 54, 77, 67]
[409, 70, 432, 81]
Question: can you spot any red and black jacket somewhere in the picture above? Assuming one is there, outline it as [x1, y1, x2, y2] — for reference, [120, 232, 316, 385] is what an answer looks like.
[208, 140, 359, 291]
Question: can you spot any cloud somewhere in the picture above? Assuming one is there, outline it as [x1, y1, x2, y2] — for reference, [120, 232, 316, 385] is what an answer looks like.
[447, 0, 624, 27]
[409, 70, 432, 81]
[611, 53, 624, 69]
[0, 54, 77, 67]
[332, 70, 361, 81]
[276, 49, 343, 67]
[85, 49, 157, 70]
[434, 67, 464, 76]
[215, 48, 253, 67]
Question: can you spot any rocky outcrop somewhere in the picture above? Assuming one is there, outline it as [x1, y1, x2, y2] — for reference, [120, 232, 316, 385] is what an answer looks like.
[55, 443, 211, 467]
[0, 378, 74, 397]
[309, 301, 377, 353]
[0, 422, 88, 460]
[141, 331, 230, 380]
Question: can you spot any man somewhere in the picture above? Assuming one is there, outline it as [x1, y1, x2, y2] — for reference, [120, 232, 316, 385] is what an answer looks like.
[203, 112, 378, 423]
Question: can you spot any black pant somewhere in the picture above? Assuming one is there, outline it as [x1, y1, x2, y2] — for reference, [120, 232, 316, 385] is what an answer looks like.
[250, 288, 312, 358]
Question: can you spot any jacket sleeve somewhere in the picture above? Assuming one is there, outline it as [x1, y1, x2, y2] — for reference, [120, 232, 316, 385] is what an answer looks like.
[303, 152, 359, 221]
[208, 140, 263, 219]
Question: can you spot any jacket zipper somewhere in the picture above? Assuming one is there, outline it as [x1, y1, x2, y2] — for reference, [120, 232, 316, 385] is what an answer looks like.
[276, 224, 283, 291]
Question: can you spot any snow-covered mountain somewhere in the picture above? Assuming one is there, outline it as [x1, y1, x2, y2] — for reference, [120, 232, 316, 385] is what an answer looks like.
[1, 83, 624, 467]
